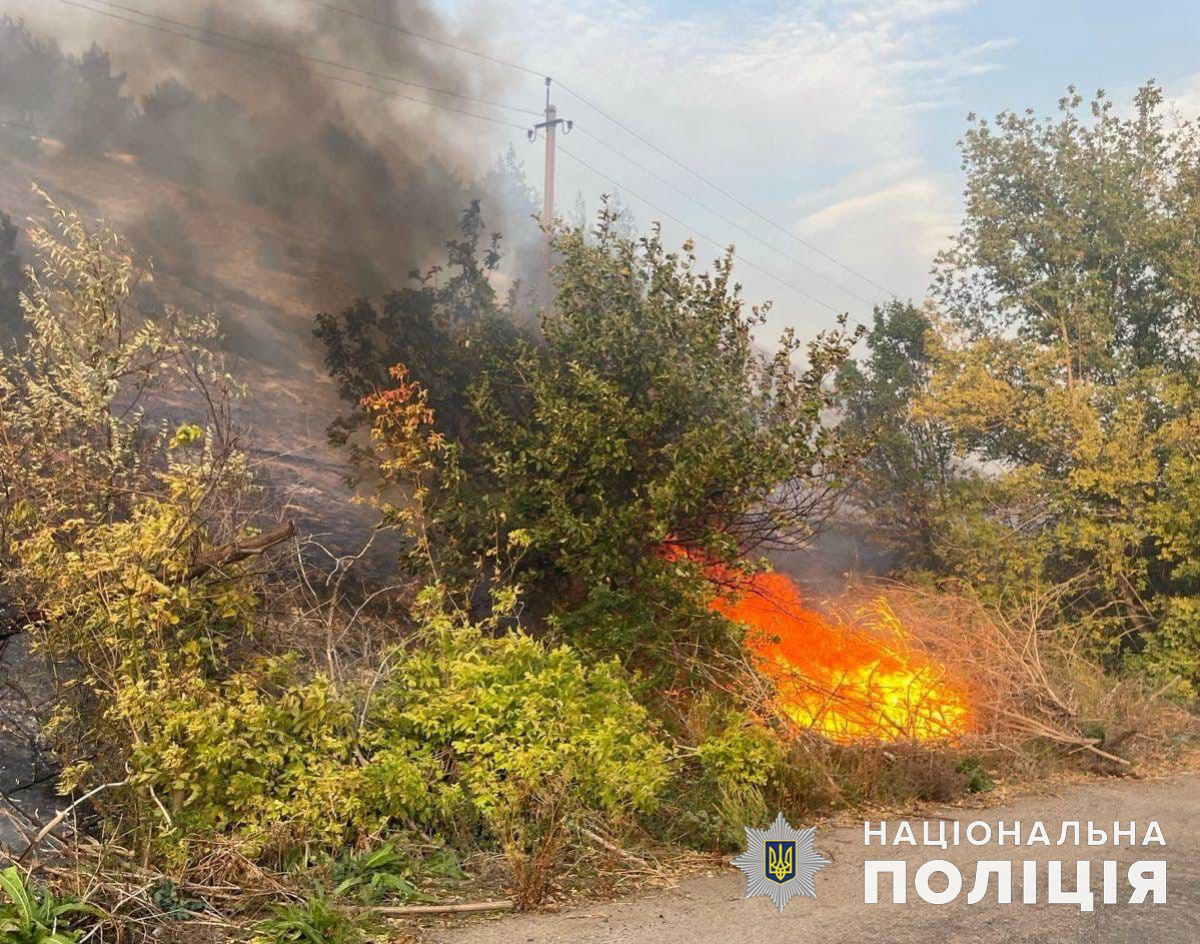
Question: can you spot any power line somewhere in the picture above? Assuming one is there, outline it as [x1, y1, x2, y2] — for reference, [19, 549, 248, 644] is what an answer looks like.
[65, 0, 892, 316]
[555, 80, 898, 300]
[573, 125, 875, 307]
[52, 0, 531, 132]
[291, 0, 544, 79]
[279, 0, 897, 302]
[82, 0, 539, 116]
[558, 143, 856, 321]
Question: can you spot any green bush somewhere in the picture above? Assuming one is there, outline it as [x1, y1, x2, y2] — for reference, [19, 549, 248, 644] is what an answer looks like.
[378, 625, 671, 825]
[696, 714, 783, 796]
[671, 710, 784, 850]
[331, 208, 857, 681]
[122, 661, 441, 860]
[120, 617, 670, 874]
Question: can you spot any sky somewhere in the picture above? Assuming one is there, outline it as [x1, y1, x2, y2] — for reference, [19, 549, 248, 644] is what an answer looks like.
[433, 0, 1200, 344]
[12, 0, 1200, 347]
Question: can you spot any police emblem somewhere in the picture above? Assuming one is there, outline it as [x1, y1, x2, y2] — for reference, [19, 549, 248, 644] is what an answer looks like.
[765, 840, 796, 883]
[733, 812, 830, 912]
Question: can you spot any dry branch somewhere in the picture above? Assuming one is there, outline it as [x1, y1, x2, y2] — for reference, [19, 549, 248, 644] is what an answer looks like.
[185, 520, 295, 579]
[998, 708, 1132, 766]
[576, 825, 652, 869]
[16, 778, 128, 864]
[345, 900, 514, 916]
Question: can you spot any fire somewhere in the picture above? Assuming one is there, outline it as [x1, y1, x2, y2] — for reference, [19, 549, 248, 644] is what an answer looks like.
[714, 571, 971, 743]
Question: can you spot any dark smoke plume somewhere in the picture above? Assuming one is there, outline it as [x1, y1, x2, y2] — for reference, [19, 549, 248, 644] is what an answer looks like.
[0, 0, 547, 558]
[0, 0, 545, 297]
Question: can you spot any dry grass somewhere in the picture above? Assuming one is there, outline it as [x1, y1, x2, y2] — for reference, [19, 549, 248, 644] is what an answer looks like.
[835, 580, 1195, 774]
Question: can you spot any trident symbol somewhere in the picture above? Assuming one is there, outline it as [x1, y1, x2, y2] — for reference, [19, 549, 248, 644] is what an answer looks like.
[768, 843, 794, 882]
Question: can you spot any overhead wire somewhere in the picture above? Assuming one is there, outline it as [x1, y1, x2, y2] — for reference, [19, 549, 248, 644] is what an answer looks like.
[556, 80, 898, 300]
[60, 0, 894, 318]
[558, 142, 862, 324]
[74, 0, 539, 116]
[572, 126, 875, 307]
[275, 0, 898, 303]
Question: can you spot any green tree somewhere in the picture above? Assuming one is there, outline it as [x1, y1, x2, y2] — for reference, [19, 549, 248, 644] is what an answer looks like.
[479, 146, 542, 252]
[835, 301, 959, 569]
[53, 44, 133, 155]
[354, 209, 858, 675]
[314, 200, 528, 472]
[925, 83, 1200, 687]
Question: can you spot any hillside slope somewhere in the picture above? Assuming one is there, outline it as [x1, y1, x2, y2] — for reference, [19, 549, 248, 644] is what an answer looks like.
[1, 137, 386, 555]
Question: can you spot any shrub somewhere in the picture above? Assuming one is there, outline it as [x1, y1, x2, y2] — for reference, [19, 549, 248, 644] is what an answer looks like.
[692, 712, 784, 850]
[1, 197, 669, 907]
[23, 484, 260, 791]
[0, 193, 260, 800]
[116, 611, 669, 896]
[119, 661, 430, 861]
[0, 190, 236, 538]
[378, 624, 671, 825]
[345, 208, 859, 684]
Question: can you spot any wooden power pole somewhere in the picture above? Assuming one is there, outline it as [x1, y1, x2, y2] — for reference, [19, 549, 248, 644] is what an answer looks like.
[530, 78, 572, 231]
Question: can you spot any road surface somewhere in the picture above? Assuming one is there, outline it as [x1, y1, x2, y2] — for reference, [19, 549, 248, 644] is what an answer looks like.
[433, 773, 1199, 944]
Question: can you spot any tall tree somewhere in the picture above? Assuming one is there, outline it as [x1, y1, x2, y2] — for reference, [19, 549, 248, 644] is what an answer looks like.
[836, 301, 958, 569]
[926, 84, 1200, 687]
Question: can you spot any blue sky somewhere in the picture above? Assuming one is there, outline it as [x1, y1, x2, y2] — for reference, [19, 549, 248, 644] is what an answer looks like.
[927, 1, 1200, 169]
[438, 0, 1200, 342]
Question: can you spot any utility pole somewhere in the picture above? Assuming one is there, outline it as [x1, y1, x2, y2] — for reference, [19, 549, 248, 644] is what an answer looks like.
[529, 77, 572, 230]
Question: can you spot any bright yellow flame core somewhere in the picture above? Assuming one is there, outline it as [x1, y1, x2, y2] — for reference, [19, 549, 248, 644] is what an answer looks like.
[714, 572, 971, 743]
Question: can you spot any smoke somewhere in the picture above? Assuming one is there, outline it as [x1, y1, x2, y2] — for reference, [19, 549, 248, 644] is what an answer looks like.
[0, 0, 543, 296]
[0, 1, 550, 557]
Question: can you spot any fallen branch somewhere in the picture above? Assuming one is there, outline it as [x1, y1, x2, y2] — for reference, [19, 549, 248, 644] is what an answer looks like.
[17, 779, 128, 864]
[576, 825, 651, 869]
[999, 709, 1132, 767]
[345, 900, 514, 916]
[186, 521, 295, 580]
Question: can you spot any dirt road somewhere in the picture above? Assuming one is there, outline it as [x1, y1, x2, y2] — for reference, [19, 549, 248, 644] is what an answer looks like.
[434, 773, 1199, 944]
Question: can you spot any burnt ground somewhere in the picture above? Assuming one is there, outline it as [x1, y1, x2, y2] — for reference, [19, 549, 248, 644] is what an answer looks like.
[432, 772, 1200, 944]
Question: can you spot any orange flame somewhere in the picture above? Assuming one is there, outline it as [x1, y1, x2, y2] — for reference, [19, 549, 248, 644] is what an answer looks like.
[714, 571, 971, 742]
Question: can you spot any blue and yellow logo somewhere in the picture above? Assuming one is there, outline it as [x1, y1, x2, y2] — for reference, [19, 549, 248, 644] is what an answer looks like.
[765, 840, 796, 884]
[735, 813, 829, 911]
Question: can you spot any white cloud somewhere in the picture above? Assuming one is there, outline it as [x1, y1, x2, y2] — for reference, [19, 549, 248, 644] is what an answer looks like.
[1168, 74, 1200, 121]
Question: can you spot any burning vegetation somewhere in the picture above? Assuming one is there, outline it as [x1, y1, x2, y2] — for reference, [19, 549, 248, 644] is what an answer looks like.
[714, 571, 971, 743]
